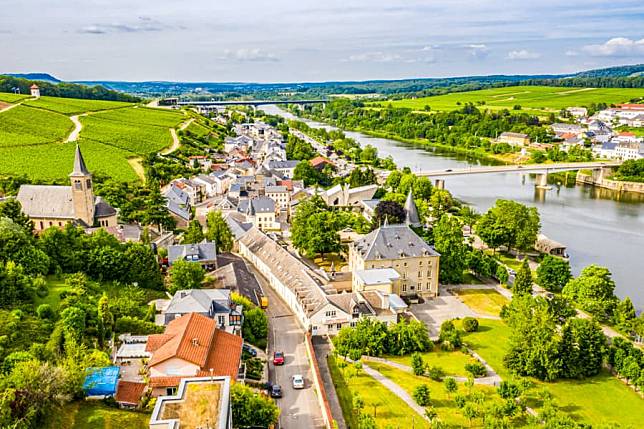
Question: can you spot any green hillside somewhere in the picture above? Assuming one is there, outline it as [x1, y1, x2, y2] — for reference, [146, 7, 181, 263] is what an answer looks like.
[384, 86, 644, 114]
[0, 93, 186, 182]
[0, 92, 31, 103]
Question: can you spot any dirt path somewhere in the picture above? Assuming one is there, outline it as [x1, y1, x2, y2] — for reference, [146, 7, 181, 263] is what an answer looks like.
[127, 158, 146, 183]
[556, 87, 596, 95]
[161, 118, 195, 155]
[66, 114, 84, 142]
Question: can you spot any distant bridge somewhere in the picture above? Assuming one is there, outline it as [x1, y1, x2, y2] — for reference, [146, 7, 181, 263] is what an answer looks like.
[171, 99, 328, 107]
[412, 161, 622, 178]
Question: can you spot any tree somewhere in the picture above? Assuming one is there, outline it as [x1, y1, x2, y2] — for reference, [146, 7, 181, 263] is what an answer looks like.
[444, 377, 458, 398]
[0, 261, 33, 308]
[169, 260, 205, 293]
[386, 319, 431, 355]
[463, 402, 480, 427]
[291, 196, 342, 257]
[429, 189, 453, 222]
[497, 381, 521, 400]
[458, 205, 479, 234]
[465, 362, 487, 378]
[558, 318, 606, 378]
[476, 200, 540, 254]
[142, 180, 176, 231]
[0, 199, 33, 232]
[438, 320, 462, 350]
[360, 144, 378, 164]
[413, 384, 431, 406]
[182, 220, 204, 244]
[242, 307, 268, 349]
[205, 210, 234, 252]
[347, 167, 377, 188]
[562, 265, 618, 322]
[433, 215, 467, 284]
[230, 383, 280, 428]
[59, 306, 86, 341]
[372, 200, 405, 226]
[411, 352, 426, 376]
[286, 134, 316, 160]
[97, 293, 113, 344]
[536, 255, 572, 293]
[613, 297, 637, 333]
[294, 161, 332, 187]
[462, 317, 479, 332]
[512, 259, 533, 296]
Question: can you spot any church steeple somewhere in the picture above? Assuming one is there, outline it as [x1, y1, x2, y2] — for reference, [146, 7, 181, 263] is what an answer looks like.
[404, 189, 421, 227]
[69, 145, 95, 226]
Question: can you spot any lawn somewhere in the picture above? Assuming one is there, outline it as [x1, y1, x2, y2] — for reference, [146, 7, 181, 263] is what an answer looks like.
[384, 345, 479, 377]
[453, 289, 509, 317]
[461, 272, 484, 284]
[460, 319, 644, 426]
[35, 276, 73, 310]
[48, 401, 150, 429]
[0, 92, 31, 103]
[366, 361, 515, 428]
[383, 86, 644, 115]
[328, 355, 430, 429]
[312, 253, 347, 271]
[0, 105, 73, 147]
[23, 96, 133, 115]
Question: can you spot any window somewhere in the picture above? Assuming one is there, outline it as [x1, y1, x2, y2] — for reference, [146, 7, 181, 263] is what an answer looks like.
[403, 262, 408, 267]
[166, 387, 177, 396]
[336, 323, 342, 330]
[419, 260, 423, 266]
[218, 315, 225, 326]
[325, 310, 336, 318]
[418, 271, 422, 278]
[427, 282, 431, 289]
[402, 284, 407, 292]
[73, 180, 82, 190]
[411, 285, 415, 290]
[427, 270, 432, 277]
[86, 179, 92, 189]
[230, 314, 242, 325]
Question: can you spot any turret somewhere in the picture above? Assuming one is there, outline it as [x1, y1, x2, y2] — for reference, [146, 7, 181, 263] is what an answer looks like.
[69, 145, 95, 226]
[404, 189, 421, 227]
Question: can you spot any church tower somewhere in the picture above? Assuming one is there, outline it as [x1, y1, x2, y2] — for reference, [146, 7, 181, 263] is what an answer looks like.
[69, 145, 95, 226]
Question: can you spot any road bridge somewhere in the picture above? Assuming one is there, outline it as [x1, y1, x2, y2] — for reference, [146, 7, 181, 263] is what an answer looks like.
[386, 161, 622, 189]
[173, 99, 327, 107]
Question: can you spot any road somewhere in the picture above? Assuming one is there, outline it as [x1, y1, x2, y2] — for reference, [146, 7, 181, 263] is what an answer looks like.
[246, 261, 325, 429]
[66, 114, 84, 142]
[162, 118, 194, 155]
[405, 161, 622, 178]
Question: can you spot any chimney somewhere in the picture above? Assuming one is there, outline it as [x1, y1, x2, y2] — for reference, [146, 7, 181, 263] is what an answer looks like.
[191, 338, 199, 346]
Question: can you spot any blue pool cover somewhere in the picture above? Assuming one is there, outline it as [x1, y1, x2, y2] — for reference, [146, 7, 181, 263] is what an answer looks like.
[83, 366, 120, 396]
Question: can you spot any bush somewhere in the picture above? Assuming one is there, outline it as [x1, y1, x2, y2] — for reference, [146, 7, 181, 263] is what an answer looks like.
[411, 352, 426, 376]
[465, 361, 487, 378]
[115, 316, 164, 334]
[427, 365, 445, 381]
[36, 304, 54, 320]
[439, 320, 462, 350]
[462, 317, 479, 332]
[454, 394, 467, 408]
[413, 384, 431, 406]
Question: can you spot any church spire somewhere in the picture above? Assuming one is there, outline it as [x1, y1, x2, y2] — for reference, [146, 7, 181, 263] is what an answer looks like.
[404, 189, 421, 227]
[70, 144, 90, 177]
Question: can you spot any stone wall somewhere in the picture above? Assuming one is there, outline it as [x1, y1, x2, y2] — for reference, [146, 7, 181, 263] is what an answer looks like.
[576, 173, 644, 194]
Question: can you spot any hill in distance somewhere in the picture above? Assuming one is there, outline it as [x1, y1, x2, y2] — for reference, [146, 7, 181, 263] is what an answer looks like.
[6, 73, 61, 83]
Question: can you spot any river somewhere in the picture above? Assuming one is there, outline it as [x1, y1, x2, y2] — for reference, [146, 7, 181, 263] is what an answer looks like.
[261, 105, 644, 308]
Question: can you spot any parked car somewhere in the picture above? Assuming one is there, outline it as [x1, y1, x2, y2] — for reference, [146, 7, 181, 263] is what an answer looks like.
[273, 351, 285, 365]
[270, 384, 283, 398]
[243, 343, 257, 357]
[292, 374, 304, 389]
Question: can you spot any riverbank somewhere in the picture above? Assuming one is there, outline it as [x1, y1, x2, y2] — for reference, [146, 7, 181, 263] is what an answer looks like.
[577, 172, 644, 194]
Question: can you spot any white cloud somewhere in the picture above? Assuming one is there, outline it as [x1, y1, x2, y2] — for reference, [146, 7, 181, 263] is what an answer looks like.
[582, 37, 644, 57]
[79, 17, 171, 34]
[565, 50, 579, 57]
[220, 48, 280, 62]
[466, 44, 489, 59]
[507, 49, 541, 60]
[346, 51, 401, 62]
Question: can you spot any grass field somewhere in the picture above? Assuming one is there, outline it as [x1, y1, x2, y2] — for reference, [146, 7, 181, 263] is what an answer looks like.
[35, 277, 72, 310]
[49, 402, 149, 429]
[453, 289, 509, 316]
[384, 86, 644, 114]
[328, 355, 430, 429]
[460, 319, 644, 425]
[0, 105, 72, 147]
[0, 92, 31, 103]
[367, 361, 511, 428]
[23, 96, 133, 115]
[384, 345, 478, 377]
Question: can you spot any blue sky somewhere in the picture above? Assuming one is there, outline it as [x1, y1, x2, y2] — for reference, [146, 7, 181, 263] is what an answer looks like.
[1, 0, 643, 82]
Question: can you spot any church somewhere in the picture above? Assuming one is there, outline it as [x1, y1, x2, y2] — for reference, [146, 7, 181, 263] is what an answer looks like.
[17, 145, 118, 231]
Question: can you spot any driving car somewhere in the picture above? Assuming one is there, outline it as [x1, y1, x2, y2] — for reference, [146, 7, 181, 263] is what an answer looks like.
[243, 343, 257, 357]
[292, 374, 304, 389]
[270, 384, 283, 398]
[273, 351, 285, 365]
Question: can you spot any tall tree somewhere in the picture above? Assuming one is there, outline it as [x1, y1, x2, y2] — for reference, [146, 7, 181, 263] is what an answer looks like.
[205, 210, 234, 252]
[559, 318, 605, 379]
[169, 260, 205, 293]
[372, 200, 405, 227]
[562, 265, 617, 322]
[0, 199, 33, 233]
[182, 220, 205, 244]
[433, 215, 467, 284]
[512, 259, 533, 296]
[429, 189, 453, 222]
[536, 255, 572, 292]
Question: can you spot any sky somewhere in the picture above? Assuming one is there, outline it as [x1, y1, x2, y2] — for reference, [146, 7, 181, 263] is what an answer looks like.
[1, 0, 643, 82]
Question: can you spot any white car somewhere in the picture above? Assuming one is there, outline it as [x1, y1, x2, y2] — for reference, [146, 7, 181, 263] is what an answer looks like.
[291, 374, 304, 389]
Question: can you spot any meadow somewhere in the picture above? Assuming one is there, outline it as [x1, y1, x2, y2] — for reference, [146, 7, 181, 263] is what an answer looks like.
[383, 86, 644, 114]
[23, 96, 133, 115]
[0, 92, 31, 103]
[0, 105, 72, 147]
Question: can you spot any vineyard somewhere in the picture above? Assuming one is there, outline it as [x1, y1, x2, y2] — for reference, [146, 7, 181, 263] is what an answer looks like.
[23, 96, 133, 115]
[0, 92, 31, 103]
[0, 105, 72, 147]
[0, 95, 186, 182]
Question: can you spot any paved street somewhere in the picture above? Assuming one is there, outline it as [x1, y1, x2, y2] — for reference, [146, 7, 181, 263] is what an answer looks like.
[246, 260, 325, 429]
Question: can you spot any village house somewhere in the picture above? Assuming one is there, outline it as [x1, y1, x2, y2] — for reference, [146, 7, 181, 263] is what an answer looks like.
[264, 185, 291, 210]
[309, 156, 335, 171]
[164, 184, 191, 226]
[613, 132, 640, 144]
[615, 142, 644, 160]
[17, 145, 117, 231]
[497, 131, 530, 146]
[170, 178, 204, 205]
[30, 83, 40, 98]
[146, 313, 242, 396]
[267, 159, 299, 178]
[566, 106, 587, 118]
[321, 183, 378, 207]
[161, 289, 243, 333]
[348, 223, 441, 299]
[168, 242, 217, 270]
[237, 197, 279, 231]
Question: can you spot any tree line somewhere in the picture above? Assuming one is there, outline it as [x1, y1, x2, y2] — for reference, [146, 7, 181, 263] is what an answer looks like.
[0, 75, 140, 102]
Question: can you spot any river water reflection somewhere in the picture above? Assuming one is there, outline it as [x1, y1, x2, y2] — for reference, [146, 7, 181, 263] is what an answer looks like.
[261, 105, 644, 308]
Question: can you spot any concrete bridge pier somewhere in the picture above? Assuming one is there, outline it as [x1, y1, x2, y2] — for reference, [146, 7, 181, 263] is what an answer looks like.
[535, 172, 549, 189]
[434, 179, 445, 190]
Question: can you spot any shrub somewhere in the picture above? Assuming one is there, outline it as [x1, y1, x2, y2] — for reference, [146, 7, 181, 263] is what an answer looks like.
[115, 316, 164, 334]
[462, 317, 479, 332]
[427, 365, 445, 381]
[465, 362, 487, 378]
[36, 304, 54, 320]
[411, 352, 426, 376]
[439, 320, 462, 350]
[413, 384, 431, 406]
[454, 394, 467, 408]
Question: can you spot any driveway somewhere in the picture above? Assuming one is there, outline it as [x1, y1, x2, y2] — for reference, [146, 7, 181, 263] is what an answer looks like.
[410, 288, 478, 339]
[248, 262, 325, 429]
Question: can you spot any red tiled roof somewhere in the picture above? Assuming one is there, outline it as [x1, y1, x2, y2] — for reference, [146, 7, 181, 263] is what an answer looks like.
[277, 180, 293, 191]
[618, 104, 644, 110]
[30, 84, 39, 89]
[618, 132, 636, 137]
[149, 376, 183, 388]
[147, 313, 242, 381]
[309, 156, 334, 168]
[115, 381, 146, 405]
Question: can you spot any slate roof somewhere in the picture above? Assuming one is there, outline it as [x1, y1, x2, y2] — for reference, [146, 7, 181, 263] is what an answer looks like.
[237, 197, 275, 214]
[224, 212, 253, 240]
[267, 160, 299, 169]
[239, 227, 330, 317]
[265, 185, 288, 193]
[165, 289, 231, 315]
[70, 144, 90, 177]
[164, 185, 191, 220]
[17, 185, 75, 218]
[95, 196, 117, 218]
[404, 190, 421, 227]
[327, 293, 374, 317]
[168, 242, 217, 265]
[352, 224, 440, 260]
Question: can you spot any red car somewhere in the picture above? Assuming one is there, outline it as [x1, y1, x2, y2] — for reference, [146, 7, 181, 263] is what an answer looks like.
[273, 351, 285, 365]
